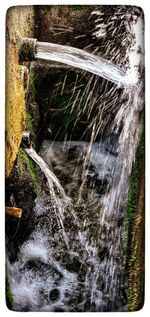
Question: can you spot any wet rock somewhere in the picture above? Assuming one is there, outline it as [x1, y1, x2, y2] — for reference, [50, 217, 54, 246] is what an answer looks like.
[53, 307, 65, 312]
[5, 151, 37, 259]
[21, 131, 32, 148]
[117, 215, 124, 227]
[67, 146, 79, 160]
[49, 288, 60, 301]
[98, 247, 108, 260]
[65, 257, 81, 273]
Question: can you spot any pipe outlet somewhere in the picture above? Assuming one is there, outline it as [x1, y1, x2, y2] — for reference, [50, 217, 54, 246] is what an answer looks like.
[19, 37, 37, 62]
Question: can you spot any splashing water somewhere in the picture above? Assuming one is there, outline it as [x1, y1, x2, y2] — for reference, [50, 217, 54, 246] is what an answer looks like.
[6, 10, 144, 312]
[25, 147, 65, 198]
[25, 147, 71, 250]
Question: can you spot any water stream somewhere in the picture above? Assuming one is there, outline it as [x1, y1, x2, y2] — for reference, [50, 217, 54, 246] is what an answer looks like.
[35, 42, 137, 87]
[6, 11, 144, 312]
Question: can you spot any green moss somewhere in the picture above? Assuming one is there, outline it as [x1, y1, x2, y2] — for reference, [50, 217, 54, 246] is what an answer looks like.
[130, 255, 137, 262]
[26, 111, 34, 132]
[128, 293, 139, 311]
[128, 278, 144, 312]
[125, 121, 144, 238]
[6, 273, 13, 309]
[18, 148, 37, 194]
[125, 112, 145, 311]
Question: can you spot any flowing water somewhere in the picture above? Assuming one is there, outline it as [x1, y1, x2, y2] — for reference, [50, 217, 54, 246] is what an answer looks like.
[35, 42, 136, 87]
[6, 10, 144, 312]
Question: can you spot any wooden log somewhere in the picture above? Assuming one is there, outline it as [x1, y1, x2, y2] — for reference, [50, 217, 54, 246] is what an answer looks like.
[5, 207, 22, 219]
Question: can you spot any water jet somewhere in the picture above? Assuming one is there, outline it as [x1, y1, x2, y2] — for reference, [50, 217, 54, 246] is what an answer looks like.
[19, 37, 136, 87]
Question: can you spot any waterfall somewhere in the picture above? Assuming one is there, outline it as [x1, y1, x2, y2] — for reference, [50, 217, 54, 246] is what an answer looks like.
[25, 147, 71, 250]
[25, 147, 65, 198]
[6, 9, 144, 313]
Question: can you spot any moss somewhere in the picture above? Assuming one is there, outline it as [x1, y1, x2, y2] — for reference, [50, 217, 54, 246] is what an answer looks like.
[5, 6, 34, 178]
[6, 272, 13, 309]
[26, 158, 37, 194]
[125, 122, 144, 238]
[18, 148, 37, 194]
[130, 255, 137, 263]
[26, 111, 34, 132]
[125, 113, 145, 311]
[5, 48, 26, 178]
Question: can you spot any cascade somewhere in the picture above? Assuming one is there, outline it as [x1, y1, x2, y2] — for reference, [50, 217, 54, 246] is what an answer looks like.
[6, 10, 144, 312]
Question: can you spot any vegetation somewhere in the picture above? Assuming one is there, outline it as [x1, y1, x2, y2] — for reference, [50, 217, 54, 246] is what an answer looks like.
[6, 272, 13, 309]
[125, 115, 145, 311]
[26, 111, 35, 133]
[126, 120, 144, 239]
[5, 6, 34, 178]
[18, 148, 37, 194]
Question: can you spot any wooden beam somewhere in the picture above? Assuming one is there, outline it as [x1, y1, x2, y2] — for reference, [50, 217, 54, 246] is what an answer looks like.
[5, 207, 22, 219]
